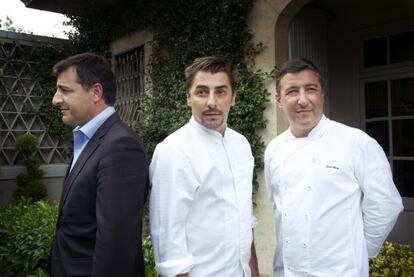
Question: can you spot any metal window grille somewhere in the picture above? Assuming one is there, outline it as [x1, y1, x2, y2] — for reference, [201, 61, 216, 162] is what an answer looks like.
[114, 46, 145, 129]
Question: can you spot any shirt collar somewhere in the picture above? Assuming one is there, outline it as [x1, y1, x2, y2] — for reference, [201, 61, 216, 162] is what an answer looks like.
[189, 116, 227, 138]
[287, 115, 329, 141]
[74, 106, 116, 139]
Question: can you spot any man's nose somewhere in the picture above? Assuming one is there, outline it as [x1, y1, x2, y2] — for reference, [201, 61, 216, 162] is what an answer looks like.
[207, 91, 217, 108]
[297, 90, 309, 106]
[52, 91, 61, 106]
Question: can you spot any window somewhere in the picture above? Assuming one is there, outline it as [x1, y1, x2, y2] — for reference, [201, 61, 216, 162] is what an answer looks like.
[114, 47, 145, 129]
[364, 77, 414, 197]
[362, 28, 414, 199]
[363, 30, 414, 68]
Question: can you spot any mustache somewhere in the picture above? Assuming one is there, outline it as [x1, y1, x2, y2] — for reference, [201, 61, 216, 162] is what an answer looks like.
[202, 108, 222, 115]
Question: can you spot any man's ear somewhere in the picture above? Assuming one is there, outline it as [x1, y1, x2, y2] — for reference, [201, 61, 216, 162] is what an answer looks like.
[231, 91, 237, 106]
[275, 92, 282, 108]
[186, 92, 192, 107]
[91, 83, 104, 102]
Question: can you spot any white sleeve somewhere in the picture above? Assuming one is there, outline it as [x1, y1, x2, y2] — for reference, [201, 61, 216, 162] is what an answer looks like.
[149, 143, 198, 276]
[355, 138, 404, 258]
[264, 146, 277, 210]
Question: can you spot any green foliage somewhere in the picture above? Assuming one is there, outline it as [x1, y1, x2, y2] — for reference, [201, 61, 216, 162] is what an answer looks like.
[369, 241, 414, 276]
[1, 38, 71, 141]
[0, 200, 158, 277]
[1, 16, 16, 32]
[13, 134, 47, 201]
[229, 67, 272, 183]
[15, 134, 39, 157]
[64, 0, 151, 56]
[143, 236, 160, 277]
[31, 42, 73, 139]
[0, 199, 58, 277]
[0, 16, 31, 34]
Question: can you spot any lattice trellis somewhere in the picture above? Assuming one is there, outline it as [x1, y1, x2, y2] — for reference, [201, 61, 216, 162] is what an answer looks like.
[0, 40, 68, 166]
[114, 46, 145, 129]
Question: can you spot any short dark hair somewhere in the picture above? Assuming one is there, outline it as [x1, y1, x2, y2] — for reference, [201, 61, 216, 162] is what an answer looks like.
[276, 58, 324, 93]
[184, 56, 237, 94]
[53, 53, 117, 105]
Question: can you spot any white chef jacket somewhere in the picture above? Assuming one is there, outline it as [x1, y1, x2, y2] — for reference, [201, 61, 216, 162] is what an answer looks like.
[150, 117, 255, 277]
[264, 115, 403, 277]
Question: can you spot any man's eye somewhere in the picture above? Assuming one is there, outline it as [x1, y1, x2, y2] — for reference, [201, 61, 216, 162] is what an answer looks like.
[195, 90, 207, 96]
[286, 90, 297, 95]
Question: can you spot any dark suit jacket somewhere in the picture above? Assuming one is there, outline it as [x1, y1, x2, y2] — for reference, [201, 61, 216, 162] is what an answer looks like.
[50, 113, 149, 277]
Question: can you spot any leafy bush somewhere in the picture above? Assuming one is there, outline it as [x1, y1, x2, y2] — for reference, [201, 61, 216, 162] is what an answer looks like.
[13, 134, 47, 201]
[15, 134, 38, 157]
[0, 200, 158, 277]
[0, 199, 58, 277]
[369, 241, 414, 277]
[143, 236, 160, 277]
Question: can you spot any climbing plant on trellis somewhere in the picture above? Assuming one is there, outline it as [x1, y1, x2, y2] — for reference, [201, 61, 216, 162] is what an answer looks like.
[0, 38, 70, 166]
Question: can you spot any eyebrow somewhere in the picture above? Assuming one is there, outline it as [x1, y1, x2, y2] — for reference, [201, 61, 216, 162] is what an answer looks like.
[305, 83, 319, 87]
[284, 85, 299, 90]
[284, 83, 319, 90]
[195, 84, 230, 90]
[57, 84, 72, 91]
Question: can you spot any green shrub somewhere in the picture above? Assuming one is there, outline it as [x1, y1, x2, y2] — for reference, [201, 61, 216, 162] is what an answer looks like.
[0, 199, 58, 277]
[15, 134, 39, 157]
[0, 200, 158, 276]
[13, 134, 47, 201]
[143, 236, 160, 277]
[370, 241, 414, 277]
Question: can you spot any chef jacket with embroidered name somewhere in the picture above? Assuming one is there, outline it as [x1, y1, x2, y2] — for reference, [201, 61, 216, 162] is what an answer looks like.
[150, 117, 256, 277]
[265, 115, 403, 277]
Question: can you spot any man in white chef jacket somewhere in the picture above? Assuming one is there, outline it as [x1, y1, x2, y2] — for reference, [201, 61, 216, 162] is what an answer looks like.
[150, 56, 259, 277]
[265, 58, 403, 277]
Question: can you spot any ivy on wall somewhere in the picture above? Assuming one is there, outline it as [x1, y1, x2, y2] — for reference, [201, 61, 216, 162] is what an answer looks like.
[65, 0, 271, 188]
[32, 42, 74, 140]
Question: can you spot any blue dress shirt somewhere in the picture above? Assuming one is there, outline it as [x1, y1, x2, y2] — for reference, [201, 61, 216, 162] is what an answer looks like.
[70, 106, 116, 171]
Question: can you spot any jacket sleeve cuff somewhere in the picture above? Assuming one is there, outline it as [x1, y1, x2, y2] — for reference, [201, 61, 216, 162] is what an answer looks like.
[156, 255, 194, 277]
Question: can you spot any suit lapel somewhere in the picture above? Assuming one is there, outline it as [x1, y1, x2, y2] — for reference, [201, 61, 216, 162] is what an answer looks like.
[59, 113, 120, 212]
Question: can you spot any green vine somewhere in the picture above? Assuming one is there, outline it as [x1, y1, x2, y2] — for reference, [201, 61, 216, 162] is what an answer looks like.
[31, 41, 73, 139]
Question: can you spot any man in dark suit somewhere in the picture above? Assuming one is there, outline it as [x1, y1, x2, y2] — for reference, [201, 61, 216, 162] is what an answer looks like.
[49, 53, 149, 277]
